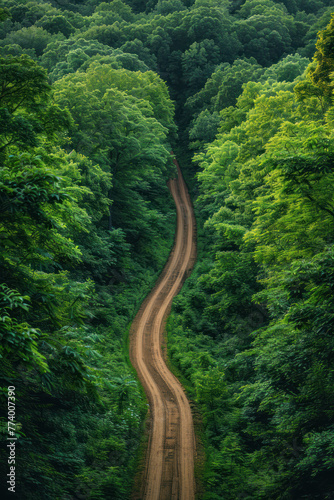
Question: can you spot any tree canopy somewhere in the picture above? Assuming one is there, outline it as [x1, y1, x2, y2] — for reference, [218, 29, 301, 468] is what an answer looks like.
[1, 1, 334, 498]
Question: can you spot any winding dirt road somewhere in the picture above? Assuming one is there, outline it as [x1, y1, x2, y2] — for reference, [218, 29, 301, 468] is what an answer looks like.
[130, 157, 197, 500]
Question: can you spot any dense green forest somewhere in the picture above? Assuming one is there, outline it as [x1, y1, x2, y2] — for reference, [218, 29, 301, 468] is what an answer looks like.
[0, 0, 333, 498]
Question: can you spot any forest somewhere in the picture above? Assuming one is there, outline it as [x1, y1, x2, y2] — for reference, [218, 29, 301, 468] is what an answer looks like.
[0, 0, 333, 498]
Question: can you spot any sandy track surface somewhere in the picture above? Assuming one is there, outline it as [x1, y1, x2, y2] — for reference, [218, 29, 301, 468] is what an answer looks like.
[130, 157, 197, 500]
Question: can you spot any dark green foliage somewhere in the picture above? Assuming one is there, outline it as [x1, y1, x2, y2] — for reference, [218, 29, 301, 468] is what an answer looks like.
[0, 40, 175, 499]
[167, 12, 334, 500]
[1, 0, 334, 498]
[36, 14, 75, 37]
[40, 38, 149, 82]
[0, 26, 56, 56]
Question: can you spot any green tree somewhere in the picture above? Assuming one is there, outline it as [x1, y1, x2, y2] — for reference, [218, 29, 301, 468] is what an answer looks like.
[309, 13, 334, 96]
[0, 26, 55, 56]
[181, 39, 220, 92]
[154, 0, 187, 14]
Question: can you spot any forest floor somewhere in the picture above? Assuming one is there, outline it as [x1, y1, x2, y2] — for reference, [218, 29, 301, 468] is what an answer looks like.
[130, 157, 197, 500]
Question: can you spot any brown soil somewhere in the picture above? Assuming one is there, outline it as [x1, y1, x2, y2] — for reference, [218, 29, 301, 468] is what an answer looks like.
[130, 157, 197, 500]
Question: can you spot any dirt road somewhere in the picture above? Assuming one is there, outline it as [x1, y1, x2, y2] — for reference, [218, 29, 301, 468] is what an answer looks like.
[130, 157, 197, 500]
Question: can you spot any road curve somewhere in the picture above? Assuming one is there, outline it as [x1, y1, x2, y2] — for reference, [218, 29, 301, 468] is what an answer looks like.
[130, 156, 197, 500]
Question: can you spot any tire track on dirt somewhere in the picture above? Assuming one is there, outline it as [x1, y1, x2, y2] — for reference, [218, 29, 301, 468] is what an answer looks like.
[130, 156, 196, 500]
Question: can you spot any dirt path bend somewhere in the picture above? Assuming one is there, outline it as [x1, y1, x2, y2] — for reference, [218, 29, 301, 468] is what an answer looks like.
[130, 157, 197, 500]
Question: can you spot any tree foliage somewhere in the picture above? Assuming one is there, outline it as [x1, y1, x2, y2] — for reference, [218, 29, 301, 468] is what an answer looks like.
[168, 12, 334, 500]
[1, 0, 333, 498]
